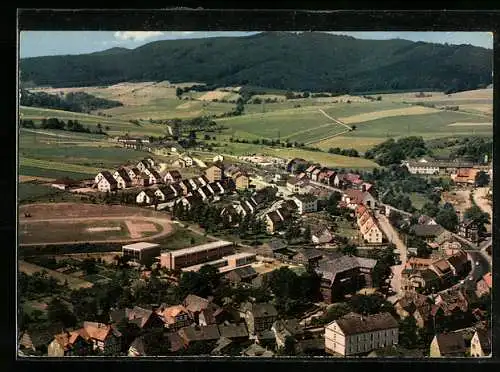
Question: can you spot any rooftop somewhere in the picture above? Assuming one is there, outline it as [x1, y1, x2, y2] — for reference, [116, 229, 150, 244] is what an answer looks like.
[122, 242, 160, 251]
[162, 240, 233, 258]
[330, 312, 398, 335]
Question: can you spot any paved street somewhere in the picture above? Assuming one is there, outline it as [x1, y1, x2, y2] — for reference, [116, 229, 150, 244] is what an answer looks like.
[375, 211, 408, 302]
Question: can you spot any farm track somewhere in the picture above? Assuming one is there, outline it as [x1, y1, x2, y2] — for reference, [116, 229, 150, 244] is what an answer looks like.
[304, 109, 352, 145]
[19, 216, 174, 246]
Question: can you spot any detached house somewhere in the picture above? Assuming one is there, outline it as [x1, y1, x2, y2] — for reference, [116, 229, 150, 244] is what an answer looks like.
[127, 167, 142, 185]
[458, 219, 480, 243]
[470, 328, 492, 357]
[205, 164, 224, 182]
[113, 168, 133, 189]
[342, 189, 376, 209]
[81, 322, 122, 354]
[47, 330, 92, 357]
[95, 171, 118, 192]
[136, 189, 157, 205]
[293, 194, 318, 214]
[394, 292, 432, 328]
[325, 312, 399, 356]
[243, 303, 278, 334]
[156, 305, 192, 331]
[163, 170, 182, 184]
[429, 333, 466, 357]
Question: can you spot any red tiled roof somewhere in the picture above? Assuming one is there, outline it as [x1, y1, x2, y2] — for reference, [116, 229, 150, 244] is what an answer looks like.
[483, 272, 492, 288]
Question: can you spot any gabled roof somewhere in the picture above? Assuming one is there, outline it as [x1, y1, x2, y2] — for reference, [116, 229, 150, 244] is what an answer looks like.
[316, 256, 377, 285]
[217, 323, 249, 339]
[99, 170, 118, 186]
[293, 248, 323, 260]
[183, 295, 211, 314]
[126, 307, 154, 328]
[83, 322, 121, 341]
[475, 329, 492, 354]
[116, 168, 132, 183]
[178, 324, 220, 342]
[247, 303, 278, 318]
[447, 250, 468, 269]
[332, 312, 398, 335]
[411, 224, 445, 237]
[228, 265, 258, 280]
[267, 210, 283, 223]
[482, 272, 492, 288]
[434, 333, 466, 356]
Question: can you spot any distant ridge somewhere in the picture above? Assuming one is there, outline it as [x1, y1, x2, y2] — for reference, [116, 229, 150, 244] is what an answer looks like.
[20, 32, 493, 93]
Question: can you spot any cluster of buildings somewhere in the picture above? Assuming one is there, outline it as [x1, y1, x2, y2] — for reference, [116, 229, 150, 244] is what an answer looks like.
[355, 205, 384, 245]
[401, 249, 471, 293]
[401, 157, 491, 186]
[94, 158, 165, 192]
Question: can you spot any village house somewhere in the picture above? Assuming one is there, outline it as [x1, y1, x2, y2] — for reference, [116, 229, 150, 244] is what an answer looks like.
[394, 292, 433, 328]
[122, 306, 165, 330]
[173, 158, 187, 168]
[429, 258, 454, 284]
[315, 255, 378, 303]
[163, 170, 183, 184]
[446, 250, 470, 277]
[81, 322, 122, 354]
[136, 158, 155, 173]
[217, 323, 249, 342]
[431, 289, 470, 320]
[264, 207, 292, 233]
[127, 167, 142, 185]
[148, 169, 163, 185]
[256, 238, 288, 257]
[210, 337, 233, 356]
[286, 158, 309, 173]
[233, 171, 250, 190]
[136, 189, 157, 204]
[169, 182, 184, 197]
[411, 224, 446, 243]
[241, 343, 275, 357]
[176, 193, 204, 211]
[401, 267, 441, 293]
[18, 323, 65, 355]
[458, 219, 480, 243]
[429, 333, 466, 357]
[359, 216, 384, 245]
[475, 272, 492, 298]
[182, 295, 226, 326]
[213, 154, 224, 163]
[402, 160, 440, 175]
[154, 186, 176, 202]
[205, 164, 224, 182]
[156, 305, 193, 331]
[451, 168, 479, 185]
[183, 156, 194, 167]
[342, 189, 376, 209]
[291, 248, 324, 267]
[113, 168, 133, 189]
[271, 319, 304, 350]
[325, 312, 399, 356]
[418, 215, 438, 225]
[243, 303, 278, 335]
[470, 328, 491, 357]
[286, 176, 301, 193]
[293, 194, 318, 214]
[311, 225, 335, 245]
[47, 330, 92, 357]
[177, 324, 221, 347]
[50, 178, 80, 191]
[95, 171, 118, 192]
[225, 266, 258, 285]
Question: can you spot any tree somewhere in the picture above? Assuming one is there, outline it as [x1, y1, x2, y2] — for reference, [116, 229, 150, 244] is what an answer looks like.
[323, 303, 351, 323]
[47, 297, 77, 327]
[302, 225, 311, 241]
[349, 294, 393, 316]
[399, 316, 419, 349]
[464, 205, 490, 234]
[81, 258, 98, 275]
[341, 243, 358, 257]
[475, 171, 490, 187]
[198, 264, 220, 293]
[176, 87, 183, 99]
[435, 204, 459, 232]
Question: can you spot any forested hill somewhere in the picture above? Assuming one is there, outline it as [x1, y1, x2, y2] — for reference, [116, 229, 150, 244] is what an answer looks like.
[20, 32, 493, 93]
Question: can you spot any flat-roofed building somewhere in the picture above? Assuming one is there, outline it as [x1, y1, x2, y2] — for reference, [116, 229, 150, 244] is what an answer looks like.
[122, 242, 161, 265]
[160, 241, 234, 271]
[180, 252, 256, 273]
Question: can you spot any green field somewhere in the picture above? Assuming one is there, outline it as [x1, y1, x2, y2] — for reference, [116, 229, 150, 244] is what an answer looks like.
[19, 165, 93, 180]
[19, 183, 63, 202]
[409, 192, 431, 210]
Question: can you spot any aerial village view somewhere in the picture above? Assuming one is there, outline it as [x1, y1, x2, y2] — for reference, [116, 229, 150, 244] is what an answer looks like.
[18, 30, 492, 358]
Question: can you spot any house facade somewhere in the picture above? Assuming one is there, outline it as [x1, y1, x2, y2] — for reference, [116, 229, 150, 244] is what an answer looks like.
[293, 195, 318, 215]
[205, 165, 223, 183]
[325, 312, 399, 356]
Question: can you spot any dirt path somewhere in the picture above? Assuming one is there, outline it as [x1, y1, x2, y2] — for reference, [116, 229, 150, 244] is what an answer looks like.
[318, 108, 353, 130]
[19, 216, 173, 246]
[473, 187, 492, 232]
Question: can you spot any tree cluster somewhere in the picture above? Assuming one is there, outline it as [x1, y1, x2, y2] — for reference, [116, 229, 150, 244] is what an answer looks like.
[20, 89, 122, 113]
[365, 136, 429, 166]
[328, 147, 359, 157]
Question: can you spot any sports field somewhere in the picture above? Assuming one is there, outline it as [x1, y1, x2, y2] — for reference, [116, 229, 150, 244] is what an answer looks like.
[18, 203, 174, 246]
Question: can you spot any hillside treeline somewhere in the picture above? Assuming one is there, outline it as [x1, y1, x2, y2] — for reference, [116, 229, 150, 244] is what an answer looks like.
[20, 32, 492, 93]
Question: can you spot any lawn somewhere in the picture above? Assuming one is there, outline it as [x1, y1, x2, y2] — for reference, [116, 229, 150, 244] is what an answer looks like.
[153, 227, 212, 250]
[409, 192, 431, 210]
[19, 165, 93, 180]
[18, 183, 63, 203]
[20, 157, 100, 175]
[312, 136, 386, 152]
[18, 260, 93, 289]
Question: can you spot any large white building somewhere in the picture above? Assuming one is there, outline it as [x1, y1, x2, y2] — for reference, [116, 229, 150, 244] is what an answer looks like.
[293, 194, 318, 215]
[325, 312, 399, 356]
